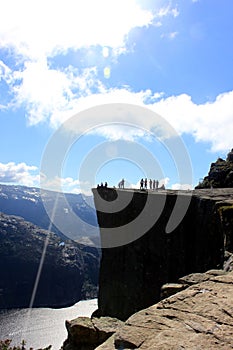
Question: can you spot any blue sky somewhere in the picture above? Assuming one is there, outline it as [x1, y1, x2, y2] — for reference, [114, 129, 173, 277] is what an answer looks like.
[0, 0, 233, 194]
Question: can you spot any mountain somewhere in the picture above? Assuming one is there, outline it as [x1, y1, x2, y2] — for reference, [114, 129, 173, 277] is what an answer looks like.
[196, 149, 233, 188]
[0, 184, 99, 246]
[0, 212, 100, 309]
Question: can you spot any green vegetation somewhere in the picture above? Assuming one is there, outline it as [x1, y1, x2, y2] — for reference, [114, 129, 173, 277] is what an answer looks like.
[0, 339, 51, 350]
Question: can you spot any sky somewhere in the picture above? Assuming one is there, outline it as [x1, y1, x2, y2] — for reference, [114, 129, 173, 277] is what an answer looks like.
[0, 0, 233, 195]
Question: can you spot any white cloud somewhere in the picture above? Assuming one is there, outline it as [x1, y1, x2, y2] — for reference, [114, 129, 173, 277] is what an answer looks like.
[150, 91, 233, 153]
[0, 162, 39, 186]
[156, 4, 179, 18]
[12, 59, 104, 125]
[0, 0, 181, 126]
[0, 0, 154, 60]
[18, 81, 231, 155]
[161, 31, 178, 39]
[40, 174, 81, 192]
[40, 174, 93, 194]
[90, 124, 148, 142]
[0, 60, 14, 88]
[1, 1, 232, 156]
[4, 60, 233, 154]
[0, 162, 90, 193]
[0, 0, 163, 124]
[48, 88, 233, 154]
[159, 177, 170, 187]
[171, 183, 193, 190]
[49, 87, 157, 129]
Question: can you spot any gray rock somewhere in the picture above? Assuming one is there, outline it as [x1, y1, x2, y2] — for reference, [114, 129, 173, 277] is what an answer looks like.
[62, 316, 123, 350]
[97, 271, 233, 349]
[93, 188, 233, 320]
[160, 283, 188, 299]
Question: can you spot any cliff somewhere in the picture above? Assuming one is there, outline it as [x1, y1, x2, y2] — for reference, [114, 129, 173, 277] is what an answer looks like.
[0, 212, 100, 309]
[92, 187, 233, 320]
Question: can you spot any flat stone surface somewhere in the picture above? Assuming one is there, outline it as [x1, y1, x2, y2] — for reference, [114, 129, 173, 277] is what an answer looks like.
[97, 271, 233, 349]
[178, 271, 223, 285]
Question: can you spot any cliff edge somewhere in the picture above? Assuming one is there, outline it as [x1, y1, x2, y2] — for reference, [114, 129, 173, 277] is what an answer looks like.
[63, 187, 233, 349]
[93, 187, 233, 320]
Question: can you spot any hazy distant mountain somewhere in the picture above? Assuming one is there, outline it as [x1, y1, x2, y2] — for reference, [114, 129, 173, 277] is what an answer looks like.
[0, 212, 100, 308]
[0, 184, 100, 246]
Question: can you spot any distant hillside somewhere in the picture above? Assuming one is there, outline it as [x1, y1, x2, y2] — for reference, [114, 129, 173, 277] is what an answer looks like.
[196, 149, 233, 188]
[0, 212, 100, 308]
[0, 184, 99, 246]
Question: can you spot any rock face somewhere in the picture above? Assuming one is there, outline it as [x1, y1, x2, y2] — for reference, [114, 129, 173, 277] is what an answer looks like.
[96, 270, 233, 349]
[0, 212, 100, 308]
[196, 149, 233, 189]
[92, 187, 233, 321]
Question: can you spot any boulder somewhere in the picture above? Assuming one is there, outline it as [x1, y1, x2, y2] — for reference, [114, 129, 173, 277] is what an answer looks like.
[63, 316, 123, 350]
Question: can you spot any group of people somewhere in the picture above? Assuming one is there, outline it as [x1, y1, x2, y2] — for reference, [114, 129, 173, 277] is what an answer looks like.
[140, 178, 164, 190]
[97, 178, 165, 191]
[97, 182, 108, 188]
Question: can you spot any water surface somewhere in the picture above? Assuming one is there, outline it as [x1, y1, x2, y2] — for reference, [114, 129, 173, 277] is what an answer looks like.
[0, 299, 97, 349]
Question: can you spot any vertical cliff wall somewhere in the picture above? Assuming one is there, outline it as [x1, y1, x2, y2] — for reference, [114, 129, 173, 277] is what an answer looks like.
[92, 188, 233, 320]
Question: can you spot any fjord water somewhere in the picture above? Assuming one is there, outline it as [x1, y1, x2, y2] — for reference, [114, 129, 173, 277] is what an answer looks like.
[0, 299, 97, 350]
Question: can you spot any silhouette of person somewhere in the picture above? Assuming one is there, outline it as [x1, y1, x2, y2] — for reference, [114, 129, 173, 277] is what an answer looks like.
[140, 178, 144, 190]
[121, 178, 125, 189]
[105, 182, 108, 187]
[145, 178, 147, 189]
[155, 180, 159, 190]
[149, 179, 152, 189]
[152, 179, 155, 190]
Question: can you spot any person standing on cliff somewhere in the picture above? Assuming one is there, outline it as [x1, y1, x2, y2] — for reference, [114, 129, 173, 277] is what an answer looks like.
[149, 179, 152, 189]
[152, 179, 155, 190]
[140, 178, 144, 189]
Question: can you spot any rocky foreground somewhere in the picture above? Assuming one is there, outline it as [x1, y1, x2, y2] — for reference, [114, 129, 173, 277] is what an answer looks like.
[63, 268, 233, 349]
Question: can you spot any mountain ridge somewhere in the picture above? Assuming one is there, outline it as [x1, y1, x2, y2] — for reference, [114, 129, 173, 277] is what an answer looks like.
[0, 184, 99, 246]
[0, 211, 100, 309]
